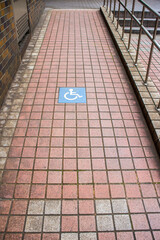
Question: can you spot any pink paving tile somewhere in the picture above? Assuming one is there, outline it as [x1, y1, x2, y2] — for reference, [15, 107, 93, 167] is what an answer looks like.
[63, 171, 77, 184]
[11, 200, 28, 214]
[33, 171, 47, 183]
[61, 216, 78, 232]
[34, 159, 48, 170]
[116, 232, 134, 240]
[36, 147, 49, 158]
[2, 171, 17, 184]
[79, 200, 95, 214]
[50, 148, 63, 158]
[128, 199, 145, 213]
[135, 232, 153, 240]
[30, 184, 46, 199]
[79, 216, 96, 231]
[38, 138, 50, 147]
[122, 171, 137, 183]
[63, 185, 77, 199]
[64, 148, 76, 158]
[148, 214, 160, 230]
[17, 171, 32, 183]
[47, 185, 61, 199]
[8, 147, 22, 158]
[79, 185, 94, 199]
[0, 200, 11, 215]
[92, 159, 105, 170]
[14, 184, 30, 198]
[20, 158, 34, 169]
[110, 184, 125, 198]
[79, 171, 92, 183]
[0, 184, 14, 199]
[5, 158, 20, 170]
[143, 199, 160, 212]
[125, 184, 141, 198]
[7, 216, 25, 232]
[108, 171, 122, 183]
[48, 171, 62, 184]
[24, 234, 41, 240]
[0, 216, 8, 232]
[24, 137, 37, 147]
[63, 159, 76, 170]
[140, 184, 157, 197]
[95, 184, 110, 198]
[4, 234, 22, 240]
[22, 147, 35, 158]
[42, 234, 60, 240]
[131, 214, 150, 230]
[93, 171, 107, 183]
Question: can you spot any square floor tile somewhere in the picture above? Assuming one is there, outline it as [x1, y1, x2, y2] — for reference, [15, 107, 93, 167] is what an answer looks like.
[25, 216, 43, 232]
[97, 215, 114, 231]
[45, 200, 61, 214]
[95, 200, 112, 214]
[114, 215, 132, 230]
[28, 200, 44, 214]
[43, 216, 60, 232]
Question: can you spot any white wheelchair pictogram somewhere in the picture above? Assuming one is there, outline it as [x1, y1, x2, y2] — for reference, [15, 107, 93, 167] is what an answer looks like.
[64, 89, 83, 101]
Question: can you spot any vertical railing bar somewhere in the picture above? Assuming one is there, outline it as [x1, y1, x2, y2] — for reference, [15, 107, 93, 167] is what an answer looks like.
[107, 0, 109, 11]
[144, 17, 159, 84]
[113, 0, 116, 22]
[116, 0, 121, 29]
[122, 0, 127, 39]
[135, 5, 145, 64]
[128, 0, 136, 50]
[109, 0, 112, 16]
[103, 0, 106, 7]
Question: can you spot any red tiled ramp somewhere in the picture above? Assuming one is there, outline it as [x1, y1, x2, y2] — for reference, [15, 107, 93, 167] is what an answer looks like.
[0, 9, 160, 239]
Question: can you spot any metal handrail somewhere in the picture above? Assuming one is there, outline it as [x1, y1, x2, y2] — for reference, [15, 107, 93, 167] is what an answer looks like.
[103, 0, 160, 110]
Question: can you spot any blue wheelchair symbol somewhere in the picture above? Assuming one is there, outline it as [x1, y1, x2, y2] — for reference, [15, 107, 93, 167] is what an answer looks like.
[59, 88, 86, 103]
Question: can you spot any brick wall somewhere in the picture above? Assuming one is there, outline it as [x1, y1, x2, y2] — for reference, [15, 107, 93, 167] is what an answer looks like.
[27, 0, 45, 31]
[0, 0, 44, 106]
[0, 0, 20, 106]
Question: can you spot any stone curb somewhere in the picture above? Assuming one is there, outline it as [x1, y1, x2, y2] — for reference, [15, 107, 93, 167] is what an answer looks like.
[100, 6, 160, 156]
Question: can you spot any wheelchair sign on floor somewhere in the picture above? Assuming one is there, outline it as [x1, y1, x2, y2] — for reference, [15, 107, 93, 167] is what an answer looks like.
[58, 88, 86, 103]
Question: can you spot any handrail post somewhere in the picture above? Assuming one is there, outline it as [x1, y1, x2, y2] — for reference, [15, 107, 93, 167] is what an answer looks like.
[116, 0, 121, 30]
[113, 0, 116, 22]
[144, 17, 159, 84]
[135, 5, 145, 64]
[103, 0, 106, 7]
[122, 0, 127, 39]
[106, 0, 109, 11]
[128, 0, 136, 50]
[109, 0, 112, 16]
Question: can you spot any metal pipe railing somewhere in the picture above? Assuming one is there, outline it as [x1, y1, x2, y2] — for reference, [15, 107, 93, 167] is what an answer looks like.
[103, 0, 160, 110]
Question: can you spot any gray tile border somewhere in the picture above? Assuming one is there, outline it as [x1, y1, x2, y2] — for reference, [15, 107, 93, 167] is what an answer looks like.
[80, 233, 97, 240]
[28, 200, 45, 214]
[95, 200, 112, 214]
[97, 215, 114, 231]
[114, 215, 132, 231]
[25, 216, 43, 232]
[112, 199, 128, 213]
[43, 216, 60, 232]
[61, 233, 78, 240]
[45, 200, 61, 214]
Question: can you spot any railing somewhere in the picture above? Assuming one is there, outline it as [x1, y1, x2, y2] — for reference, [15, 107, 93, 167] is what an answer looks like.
[103, 0, 160, 110]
